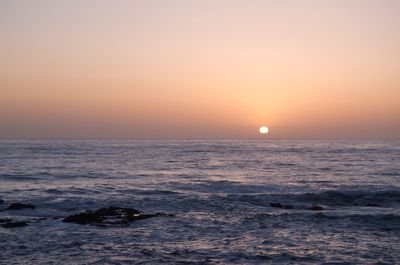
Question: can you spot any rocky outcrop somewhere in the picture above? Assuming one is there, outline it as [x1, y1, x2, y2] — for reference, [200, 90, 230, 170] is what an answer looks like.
[1, 203, 36, 211]
[63, 206, 172, 226]
[366, 203, 383, 207]
[307, 205, 324, 211]
[270, 203, 294, 209]
[1, 221, 29, 228]
[0, 202, 173, 228]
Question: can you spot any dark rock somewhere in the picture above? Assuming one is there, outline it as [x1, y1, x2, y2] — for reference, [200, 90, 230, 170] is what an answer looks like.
[366, 203, 383, 207]
[0, 199, 4, 204]
[0, 218, 12, 223]
[1, 222, 28, 228]
[308, 205, 324, 211]
[63, 212, 103, 225]
[270, 203, 294, 209]
[94, 206, 140, 217]
[63, 207, 167, 226]
[128, 213, 157, 222]
[5, 203, 36, 211]
[155, 212, 175, 217]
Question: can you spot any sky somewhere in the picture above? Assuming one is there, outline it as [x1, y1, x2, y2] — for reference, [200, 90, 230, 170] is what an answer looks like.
[1, 0, 399, 139]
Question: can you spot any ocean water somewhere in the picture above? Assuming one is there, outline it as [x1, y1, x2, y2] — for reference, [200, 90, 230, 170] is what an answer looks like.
[0, 140, 399, 264]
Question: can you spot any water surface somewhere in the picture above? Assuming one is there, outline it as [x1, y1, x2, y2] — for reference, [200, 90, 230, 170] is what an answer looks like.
[0, 140, 399, 264]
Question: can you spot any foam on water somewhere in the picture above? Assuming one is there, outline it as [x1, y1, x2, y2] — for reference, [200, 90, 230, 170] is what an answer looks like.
[0, 140, 399, 264]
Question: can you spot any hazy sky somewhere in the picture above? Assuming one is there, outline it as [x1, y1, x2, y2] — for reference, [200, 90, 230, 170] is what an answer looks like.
[1, 0, 399, 139]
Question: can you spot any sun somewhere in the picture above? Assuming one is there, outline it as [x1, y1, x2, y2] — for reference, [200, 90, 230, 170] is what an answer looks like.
[259, 126, 269, 134]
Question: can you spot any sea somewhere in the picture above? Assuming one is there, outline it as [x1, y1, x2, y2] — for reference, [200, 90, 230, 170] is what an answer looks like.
[0, 140, 399, 264]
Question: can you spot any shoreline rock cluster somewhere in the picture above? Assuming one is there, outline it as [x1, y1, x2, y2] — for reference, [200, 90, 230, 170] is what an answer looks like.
[0, 198, 385, 228]
[270, 202, 325, 211]
[0, 200, 173, 229]
[63, 207, 172, 226]
[0, 203, 36, 212]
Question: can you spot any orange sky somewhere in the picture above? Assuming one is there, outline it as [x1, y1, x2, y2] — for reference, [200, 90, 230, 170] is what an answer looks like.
[1, 0, 399, 139]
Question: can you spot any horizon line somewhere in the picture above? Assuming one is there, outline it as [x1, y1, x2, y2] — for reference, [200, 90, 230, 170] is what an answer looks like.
[0, 138, 399, 141]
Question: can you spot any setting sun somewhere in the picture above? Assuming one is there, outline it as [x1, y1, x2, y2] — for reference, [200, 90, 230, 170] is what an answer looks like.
[259, 126, 269, 134]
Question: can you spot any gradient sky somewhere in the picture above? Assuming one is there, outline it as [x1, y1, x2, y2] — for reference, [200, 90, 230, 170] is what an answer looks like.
[1, 0, 399, 139]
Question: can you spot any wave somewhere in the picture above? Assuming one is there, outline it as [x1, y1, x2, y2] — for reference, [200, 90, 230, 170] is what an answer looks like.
[313, 212, 400, 223]
[294, 189, 400, 206]
[0, 174, 40, 181]
[227, 189, 400, 207]
[242, 212, 400, 235]
[377, 171, 400, 176]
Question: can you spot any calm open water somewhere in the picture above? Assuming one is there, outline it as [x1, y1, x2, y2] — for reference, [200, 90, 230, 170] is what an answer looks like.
[0, 140, 399, 264]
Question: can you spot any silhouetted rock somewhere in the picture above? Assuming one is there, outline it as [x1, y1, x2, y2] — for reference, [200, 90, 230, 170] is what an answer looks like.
[63, 212, 103, 225]
[0, 218, 12, 223]
[308, 205, 324, 211]
[270, 203, 294, 209]
[63, 207, 168, 226]
[5, 203, 36, 211]
[94, 206, 140, 217]
[366, 203, 383, 207]
[0, 198, 4, 204]
[1, 222, 28, 228]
